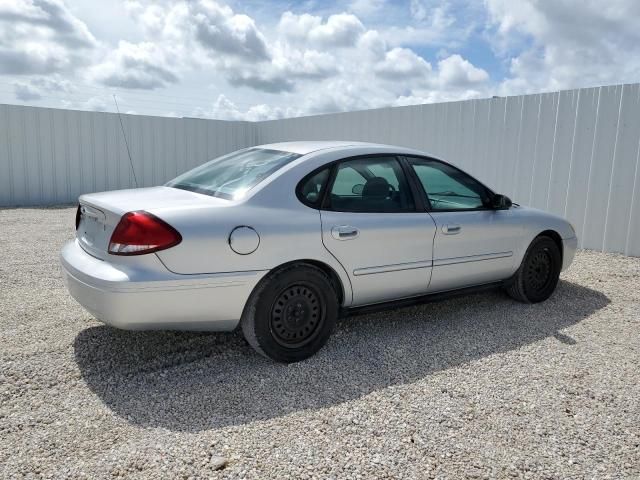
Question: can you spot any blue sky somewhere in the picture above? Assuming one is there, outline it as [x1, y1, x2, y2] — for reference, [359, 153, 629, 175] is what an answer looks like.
[0, 0, 638, 120]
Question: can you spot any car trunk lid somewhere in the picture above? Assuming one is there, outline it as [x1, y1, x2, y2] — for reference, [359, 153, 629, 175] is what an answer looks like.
[76, 186, 227, 260]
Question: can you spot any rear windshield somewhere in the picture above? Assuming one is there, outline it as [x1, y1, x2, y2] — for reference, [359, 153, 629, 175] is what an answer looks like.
[166, 148, 301, 200]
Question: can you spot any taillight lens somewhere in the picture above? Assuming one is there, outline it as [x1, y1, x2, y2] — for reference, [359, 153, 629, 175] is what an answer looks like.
[108, 211, 182, 256]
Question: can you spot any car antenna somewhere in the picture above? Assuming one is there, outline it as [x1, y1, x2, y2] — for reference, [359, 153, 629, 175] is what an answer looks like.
[112, 94, 139, 188]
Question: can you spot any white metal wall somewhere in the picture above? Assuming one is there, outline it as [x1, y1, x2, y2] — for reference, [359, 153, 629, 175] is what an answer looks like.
[258, 84, 640, 256]
[1, 83, 640, 256]
[0, 104, 256, 207]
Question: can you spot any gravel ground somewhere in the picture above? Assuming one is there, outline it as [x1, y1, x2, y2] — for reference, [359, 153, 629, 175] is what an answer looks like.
[1, 207, 639, 479]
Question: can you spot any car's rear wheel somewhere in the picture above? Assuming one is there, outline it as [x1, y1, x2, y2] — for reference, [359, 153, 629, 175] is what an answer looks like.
[241, 263, 338, 362]
[506, 236, 562, 303]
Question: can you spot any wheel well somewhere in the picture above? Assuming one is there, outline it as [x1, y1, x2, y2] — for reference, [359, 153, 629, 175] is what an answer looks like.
[537, 230, 563, 261]
[268, 260, 345, 305]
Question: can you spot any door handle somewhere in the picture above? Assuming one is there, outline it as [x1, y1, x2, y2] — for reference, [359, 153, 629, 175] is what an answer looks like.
[442, 224, 461, 235]
[331, 225, 359, 240]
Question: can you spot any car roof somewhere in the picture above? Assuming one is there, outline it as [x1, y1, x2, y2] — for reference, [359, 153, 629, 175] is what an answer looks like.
[258, 141, 387, 155]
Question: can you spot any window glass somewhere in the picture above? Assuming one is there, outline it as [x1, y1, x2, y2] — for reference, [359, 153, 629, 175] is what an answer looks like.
[409, 158, 488, 210]
[331, 166, 366, 196]
[166, 148, 301, 200]
[368, 163, 400, 189]
[298, 168, 330, 206]
[328, 157, 414, 212]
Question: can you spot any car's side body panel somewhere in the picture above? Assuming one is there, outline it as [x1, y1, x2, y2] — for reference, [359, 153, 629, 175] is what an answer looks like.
[509, 206, 577, 271]
[427, 209, 522, 292]
[151, 191, 355, 306]
[320, 210, 437, 305]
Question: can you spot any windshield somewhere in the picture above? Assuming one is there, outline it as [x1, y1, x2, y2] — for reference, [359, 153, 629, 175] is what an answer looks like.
[166, 148, 302, 200]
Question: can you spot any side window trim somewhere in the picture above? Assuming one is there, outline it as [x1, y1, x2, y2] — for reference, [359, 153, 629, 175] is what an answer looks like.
[402, 155, 494, 212]
[320, 162, 338, 210]
[398, 156, 430, 212]
[321, 154, 418, 213]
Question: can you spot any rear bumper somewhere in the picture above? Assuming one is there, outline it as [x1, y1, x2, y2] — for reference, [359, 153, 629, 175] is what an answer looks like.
[60, 240, 267, 331]
[562, 236, 578, 271]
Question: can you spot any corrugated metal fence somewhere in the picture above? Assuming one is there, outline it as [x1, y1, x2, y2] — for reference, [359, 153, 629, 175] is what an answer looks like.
[2, 83, 640, 256]
[0, 105, 256, 207]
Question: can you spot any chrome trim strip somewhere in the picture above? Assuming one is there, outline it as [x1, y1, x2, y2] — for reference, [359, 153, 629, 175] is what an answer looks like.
[353, 260, 433, 276]
[433, 251, 513, 267]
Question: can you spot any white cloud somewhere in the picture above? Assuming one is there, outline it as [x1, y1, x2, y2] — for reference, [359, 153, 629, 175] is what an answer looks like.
[272, 48, 338, 80]
[219, 42, 340, 94]
[301, 77, 393, 115]
[349, 0, 386, 17]
[486, 0, 640, 94]
[195, 94, 298, 121]
[382, 1, 461, 48]
[14, 82, 42, 101]
[0, 0, 97, 75]
[4, 0, 639, 124]
[124, 1, 270, 62]
[92, 0, 273, 94]
[12, 75, 74, 101]
[84, 96, 110, 112]
[191, 1, 270, 61]
[91, 41, 179, 90]
[356, 30, 387, 58]
[105, 2, 491, 117]
[374, 47, 432, 79]
[437, 54, 489, 87]
[279, 12, 365, 48]
[225, 68, 294, 93]
[409, 0, 454, 26]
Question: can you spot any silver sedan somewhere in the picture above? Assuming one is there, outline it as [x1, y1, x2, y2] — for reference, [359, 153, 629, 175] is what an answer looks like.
[61, 141, 577, 362]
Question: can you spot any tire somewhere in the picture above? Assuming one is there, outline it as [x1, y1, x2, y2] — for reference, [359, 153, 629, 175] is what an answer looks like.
[240, 263, 339, 363]
[506, 236, 562, 303]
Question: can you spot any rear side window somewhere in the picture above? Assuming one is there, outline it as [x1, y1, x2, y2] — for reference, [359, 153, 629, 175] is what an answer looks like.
[297, 168, 330, 207]
[166, 148, 301, 200]
[327, 157, 415, 213]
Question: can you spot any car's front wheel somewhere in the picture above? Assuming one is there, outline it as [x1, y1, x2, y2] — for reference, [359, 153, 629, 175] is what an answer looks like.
[241, 263, 338, 362]
[506, 235, 562, 303]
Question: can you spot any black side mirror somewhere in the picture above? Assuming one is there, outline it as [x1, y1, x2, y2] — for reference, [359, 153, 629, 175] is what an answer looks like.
[491, 194, 512, 210]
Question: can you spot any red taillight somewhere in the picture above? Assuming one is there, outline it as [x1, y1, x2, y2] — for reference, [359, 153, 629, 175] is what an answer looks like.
[108, 211, 182, 256]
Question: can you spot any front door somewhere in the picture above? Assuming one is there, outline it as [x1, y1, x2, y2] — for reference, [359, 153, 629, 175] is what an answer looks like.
[406, 156, 522, 292]
[319, 156, 436, 305]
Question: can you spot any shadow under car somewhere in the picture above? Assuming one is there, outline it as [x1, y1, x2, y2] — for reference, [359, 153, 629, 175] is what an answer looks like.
[73, 280, 609, 432]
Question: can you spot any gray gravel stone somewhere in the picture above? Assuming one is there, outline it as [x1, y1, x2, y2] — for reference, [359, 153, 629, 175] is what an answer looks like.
[210, 456, 228, 471]
[1, 207, 639, 479]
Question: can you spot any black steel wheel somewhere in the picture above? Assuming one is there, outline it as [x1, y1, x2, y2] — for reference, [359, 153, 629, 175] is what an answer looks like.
[270, 284, 323, 348]
[506, 236, 562, 303]
[241, 263, 339, 363]
[524, 249, 553, 293]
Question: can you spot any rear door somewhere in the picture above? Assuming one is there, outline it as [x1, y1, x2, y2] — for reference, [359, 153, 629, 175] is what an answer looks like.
[317, 156, 436, 306]
[406, 156, 522, 292]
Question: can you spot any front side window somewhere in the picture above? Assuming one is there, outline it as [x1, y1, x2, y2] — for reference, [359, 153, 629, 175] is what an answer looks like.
[408, 158, 490, 210]
[327, 157, 414, 212]
[166, 148, 301, 200]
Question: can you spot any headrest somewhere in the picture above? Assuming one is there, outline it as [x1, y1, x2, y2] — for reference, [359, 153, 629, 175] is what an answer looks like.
[362, 177, 390, 198]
